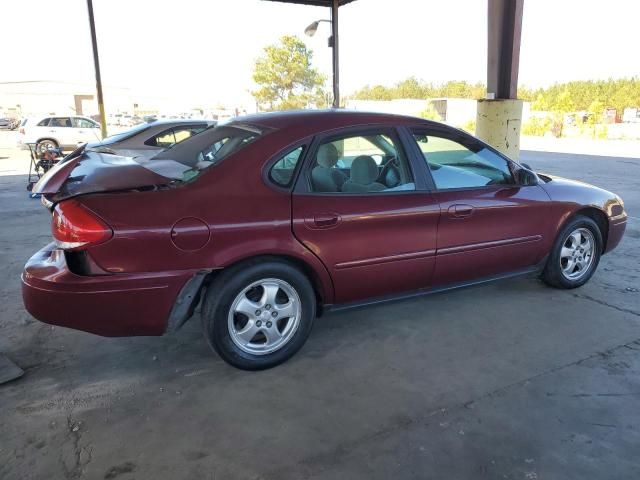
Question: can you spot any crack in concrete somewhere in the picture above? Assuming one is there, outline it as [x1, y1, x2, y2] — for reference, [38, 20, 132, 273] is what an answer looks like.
[60, 416, 92, 479]
[280, 337, 640, 480]
[571, 292, 640, 318]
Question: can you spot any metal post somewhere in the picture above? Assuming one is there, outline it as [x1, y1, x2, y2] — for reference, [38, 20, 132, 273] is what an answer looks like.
[86, 0, 107, 138]
[331, 0, 340, 108]
[487, 0, 524, 99]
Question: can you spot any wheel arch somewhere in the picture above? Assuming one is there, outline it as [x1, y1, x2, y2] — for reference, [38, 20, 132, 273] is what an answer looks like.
[204, 253, 333, 315]
[573, 206, 609, 252]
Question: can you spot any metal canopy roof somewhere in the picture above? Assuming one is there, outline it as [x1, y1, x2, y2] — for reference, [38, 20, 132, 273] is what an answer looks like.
[264, 0, 357, 7]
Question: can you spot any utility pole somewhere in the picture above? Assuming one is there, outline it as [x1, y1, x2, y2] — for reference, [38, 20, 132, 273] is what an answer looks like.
[86, 0, 107, 138]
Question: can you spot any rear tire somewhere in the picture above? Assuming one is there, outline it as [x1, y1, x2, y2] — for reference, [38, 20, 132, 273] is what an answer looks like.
[202, 259, 316, 370]
[36, 139, 58, 154]
[542, 215, 603, 289]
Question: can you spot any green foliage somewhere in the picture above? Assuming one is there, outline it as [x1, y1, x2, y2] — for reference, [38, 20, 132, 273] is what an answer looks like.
[586, 99, 605, 124]
[418, 102, 441, 121]
[526, 78, 640, 114]
[521, 117, 553, 136]
[252, 36, 327, 111]
[352, 79, 485, 101]
[460, 119, 476, 134]
[350, 77, 640, 117]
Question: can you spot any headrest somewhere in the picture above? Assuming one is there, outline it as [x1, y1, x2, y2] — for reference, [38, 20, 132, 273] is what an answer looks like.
[316, 143, 339, 168]
[350, 156, 379, 184]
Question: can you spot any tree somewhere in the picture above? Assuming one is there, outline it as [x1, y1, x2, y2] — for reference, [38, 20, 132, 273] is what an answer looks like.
[419, 102, 441, 121]
[252, 36, 327, 111]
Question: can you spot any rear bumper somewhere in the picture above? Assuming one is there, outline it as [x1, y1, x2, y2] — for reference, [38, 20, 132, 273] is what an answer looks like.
[605, 215, 627, 253]
[22, 243, 197, 337]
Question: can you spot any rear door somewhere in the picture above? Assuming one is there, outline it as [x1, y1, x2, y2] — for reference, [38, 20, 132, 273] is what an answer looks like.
[407, 126, 552, 286]
[292, 126, 440, 304]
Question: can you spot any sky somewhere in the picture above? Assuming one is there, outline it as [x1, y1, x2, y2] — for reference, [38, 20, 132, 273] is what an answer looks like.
[1, 0, 639, 107]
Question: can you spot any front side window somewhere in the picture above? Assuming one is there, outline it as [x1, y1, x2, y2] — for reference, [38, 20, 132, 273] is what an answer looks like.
[309, 132, 415, 193]
[270, 146, 304, 187]
[411, 130, 514, 190]
[72, 118, 96, 128]
[37, 118, 51, 127]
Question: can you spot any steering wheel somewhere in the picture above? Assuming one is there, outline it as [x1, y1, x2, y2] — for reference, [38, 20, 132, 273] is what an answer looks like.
[378, 156, 401, 188]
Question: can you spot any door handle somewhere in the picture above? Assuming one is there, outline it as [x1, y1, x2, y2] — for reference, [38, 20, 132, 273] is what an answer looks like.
[448, 204, 474, 218]
[310, 213, 341, 229]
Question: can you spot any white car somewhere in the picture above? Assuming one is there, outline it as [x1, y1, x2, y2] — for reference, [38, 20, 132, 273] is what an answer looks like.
[18, 115, 102, 153]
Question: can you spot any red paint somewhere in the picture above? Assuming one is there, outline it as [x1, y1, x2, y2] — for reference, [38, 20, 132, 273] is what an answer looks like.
[21, 111, 627, 337]
[170, 217, 210, 251]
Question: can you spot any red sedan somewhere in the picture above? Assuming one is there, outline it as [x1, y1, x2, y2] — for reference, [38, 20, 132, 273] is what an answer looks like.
[22, 111, 627, 369]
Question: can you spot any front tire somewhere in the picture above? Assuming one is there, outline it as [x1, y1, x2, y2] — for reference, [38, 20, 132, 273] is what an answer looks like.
[542, 215, 603, 289]
[202, 259, 316, 370]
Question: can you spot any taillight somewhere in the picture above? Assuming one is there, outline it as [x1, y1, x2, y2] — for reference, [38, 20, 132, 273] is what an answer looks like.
[52, 200, 112, 250]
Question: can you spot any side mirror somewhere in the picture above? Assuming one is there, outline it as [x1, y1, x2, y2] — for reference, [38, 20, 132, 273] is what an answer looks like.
[515, 167, 538, 186]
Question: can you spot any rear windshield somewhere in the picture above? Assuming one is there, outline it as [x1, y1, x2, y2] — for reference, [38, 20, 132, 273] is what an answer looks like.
[150, 123, 262, 181]
[101, 122, 152, 144]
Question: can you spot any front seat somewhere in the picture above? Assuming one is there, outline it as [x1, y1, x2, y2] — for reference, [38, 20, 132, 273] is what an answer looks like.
[311, 143, 347, 192]
[342, 155, 386, 193]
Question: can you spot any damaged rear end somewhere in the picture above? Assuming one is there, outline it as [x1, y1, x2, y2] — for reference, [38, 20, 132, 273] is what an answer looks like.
[22, 146, 204, 336]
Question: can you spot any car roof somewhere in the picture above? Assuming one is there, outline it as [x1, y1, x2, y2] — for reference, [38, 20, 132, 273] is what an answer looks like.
[145, 118, 215, 126]
[231, 109, 435, 131]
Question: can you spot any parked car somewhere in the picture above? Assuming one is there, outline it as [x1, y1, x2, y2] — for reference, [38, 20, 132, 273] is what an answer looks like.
[87, 119, 215, 160]
[22, 110, 627, 370]
[0, 117, 19, 130]
[18, 115, 102, 153]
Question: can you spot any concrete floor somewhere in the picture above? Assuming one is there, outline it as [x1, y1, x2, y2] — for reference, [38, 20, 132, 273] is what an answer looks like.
[0, 144, 639, 479]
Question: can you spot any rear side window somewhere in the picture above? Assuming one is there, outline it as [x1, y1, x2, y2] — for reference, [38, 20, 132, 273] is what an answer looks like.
[269, 146, 305, 187]
[37, 118, 51, 127]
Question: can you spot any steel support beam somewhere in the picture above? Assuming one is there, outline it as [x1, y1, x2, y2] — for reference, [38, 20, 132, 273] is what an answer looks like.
[330, 0, 340, 108]
[487, 0, 524, 99]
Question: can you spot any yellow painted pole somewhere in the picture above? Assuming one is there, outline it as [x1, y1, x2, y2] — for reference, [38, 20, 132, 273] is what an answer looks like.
[86, 0, 107, 139]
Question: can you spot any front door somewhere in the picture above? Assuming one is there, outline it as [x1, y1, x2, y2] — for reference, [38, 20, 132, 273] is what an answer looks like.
[71, 117, 102, 144]
[408, 127, 552, 286]
[292, 127, 440, 304]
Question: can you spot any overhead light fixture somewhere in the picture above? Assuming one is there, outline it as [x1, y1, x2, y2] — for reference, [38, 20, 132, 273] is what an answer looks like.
[304, 19, 330, 37]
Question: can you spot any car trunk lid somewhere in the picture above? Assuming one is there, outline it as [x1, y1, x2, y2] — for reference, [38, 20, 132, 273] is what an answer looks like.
[33, 145, 192, 202]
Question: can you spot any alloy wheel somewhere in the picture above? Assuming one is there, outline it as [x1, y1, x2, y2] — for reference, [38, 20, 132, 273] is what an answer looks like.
[227, 278, 302, 355]
[559, 227, 596, 281]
